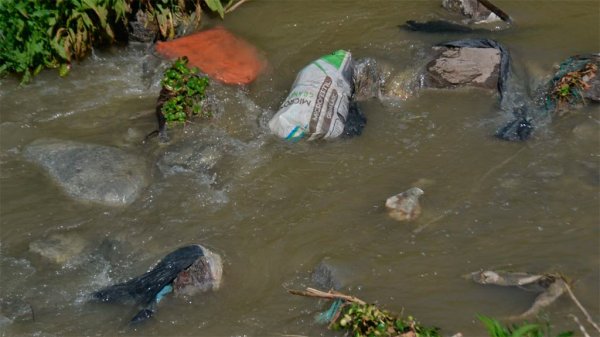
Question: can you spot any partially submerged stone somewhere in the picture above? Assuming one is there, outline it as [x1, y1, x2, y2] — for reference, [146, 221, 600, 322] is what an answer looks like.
[93, 244, 222, 323]
[23, 139, 148, 206]
[156, 138, 225, 178]
[385, 187, 424, 221]
[29, 233, 87, 265]
[442, 0, 502, 23]
[353, 58, 382, 101]
[173, 247, 222, 297]
[469, 270, 567, 318]
[425, 47, 501, 90]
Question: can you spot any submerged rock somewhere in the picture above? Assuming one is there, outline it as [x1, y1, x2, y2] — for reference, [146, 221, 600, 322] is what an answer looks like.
[385, 187, 424, 221]
[29, 233, 87, 265]
[23, 139, 149, 206]
[0, 298, 34, 323]
[157, 139, 223, 177]
[425, 47, 501, 90]
[311, 258, 345, 291]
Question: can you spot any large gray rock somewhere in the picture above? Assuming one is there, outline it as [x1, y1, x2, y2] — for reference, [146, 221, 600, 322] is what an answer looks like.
[23, 139, 148, 206]
[425, 47, 501, 89]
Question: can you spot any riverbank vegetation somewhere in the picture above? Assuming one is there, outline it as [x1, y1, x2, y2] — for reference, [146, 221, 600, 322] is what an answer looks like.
[0, 0, 247, 83]
[289, 288, 575, 337]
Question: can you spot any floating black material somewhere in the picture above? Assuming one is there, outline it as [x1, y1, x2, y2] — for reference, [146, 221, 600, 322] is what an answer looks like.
[92, 245, 204, 322]
[402, 20, 479, 33]
[496, 114, 533, 141]
[342, 101, 367, 138]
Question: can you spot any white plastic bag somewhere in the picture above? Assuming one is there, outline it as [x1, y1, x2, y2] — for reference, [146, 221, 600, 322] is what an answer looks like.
[268, 50, 354, 141]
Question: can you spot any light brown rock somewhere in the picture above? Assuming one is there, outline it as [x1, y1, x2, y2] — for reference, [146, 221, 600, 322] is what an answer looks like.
[426, 47, 501, 89]
[385, 187, 424, 221]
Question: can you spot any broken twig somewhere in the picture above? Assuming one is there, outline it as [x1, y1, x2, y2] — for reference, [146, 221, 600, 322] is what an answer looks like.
[569, 314, 591, 337]
[225, 0, 250, 14]
[476, 0, 512, 23]
[564, 282, 600, 334]
[287, 287, 366, 305]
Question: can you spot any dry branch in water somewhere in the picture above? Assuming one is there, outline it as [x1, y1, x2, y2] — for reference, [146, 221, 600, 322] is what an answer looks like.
[287, 287, 366, 305]
[564, 282, 600, 334]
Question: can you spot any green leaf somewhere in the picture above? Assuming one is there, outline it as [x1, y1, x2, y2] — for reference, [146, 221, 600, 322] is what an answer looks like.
[58, 63, 70, 77]
[204, 0, 225, 18]
[510, 324, 540, 337]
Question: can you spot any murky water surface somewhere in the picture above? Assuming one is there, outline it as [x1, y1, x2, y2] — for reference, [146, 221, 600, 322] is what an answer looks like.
[1, 1, 599, 336]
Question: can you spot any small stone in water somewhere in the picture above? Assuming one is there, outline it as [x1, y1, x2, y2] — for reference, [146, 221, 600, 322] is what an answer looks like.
[385, 187, 424, 221]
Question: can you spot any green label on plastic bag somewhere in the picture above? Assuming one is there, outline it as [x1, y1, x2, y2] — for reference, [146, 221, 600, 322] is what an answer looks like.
[320, 50, 348, 70]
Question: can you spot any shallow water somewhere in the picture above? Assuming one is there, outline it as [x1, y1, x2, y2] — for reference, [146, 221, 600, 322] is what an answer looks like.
[1, 1, 599, 336]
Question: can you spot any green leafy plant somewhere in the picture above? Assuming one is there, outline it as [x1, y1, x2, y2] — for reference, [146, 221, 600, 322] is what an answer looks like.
[0, 0, 248, 83]
[331, 302, 441, 337]
[478, 315, 573, 337]
[0, 0, 128, 83]
[160, 56, 210, 124]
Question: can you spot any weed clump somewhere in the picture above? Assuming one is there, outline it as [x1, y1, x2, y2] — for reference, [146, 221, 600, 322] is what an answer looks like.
[160, 57, 210, 124]
[331, 302, 440, 337]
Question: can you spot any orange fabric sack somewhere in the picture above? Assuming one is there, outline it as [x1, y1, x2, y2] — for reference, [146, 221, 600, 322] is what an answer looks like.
[155, 27, 266, 85]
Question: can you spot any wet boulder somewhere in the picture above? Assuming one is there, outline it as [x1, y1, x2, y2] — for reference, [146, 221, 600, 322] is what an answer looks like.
[442, 0, 502, 23]
[23, 139, 149, 206]
[155, 125, 249, 177]
[353, 58, 382, 101]
[173, 247, 222, 297]
[425, 46, 501, 90]
[156, 139, 223, 178]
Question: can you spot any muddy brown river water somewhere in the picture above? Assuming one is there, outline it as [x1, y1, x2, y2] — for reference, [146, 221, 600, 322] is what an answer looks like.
[1, 1, 599, 336]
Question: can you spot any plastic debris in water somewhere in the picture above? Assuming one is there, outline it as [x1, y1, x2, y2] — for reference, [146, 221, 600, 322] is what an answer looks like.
[155, 27, 266, 85]
[385, 187, 424, 221]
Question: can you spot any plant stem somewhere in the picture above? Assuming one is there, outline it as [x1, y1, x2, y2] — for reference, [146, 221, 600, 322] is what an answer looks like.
[225, 0, 250, 14]
[564, 282, 600, 334]
[569, 314, 591, 337]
